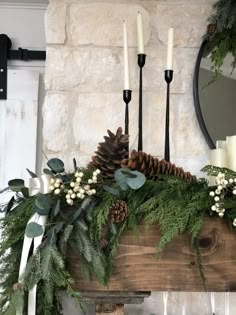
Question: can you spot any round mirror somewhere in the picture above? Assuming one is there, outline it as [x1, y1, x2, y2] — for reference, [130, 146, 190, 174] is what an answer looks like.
[193, 41, 236, 149]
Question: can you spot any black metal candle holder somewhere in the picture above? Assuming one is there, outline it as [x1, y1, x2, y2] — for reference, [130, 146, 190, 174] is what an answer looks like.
[164, 69, 173, 162]
[137, 54, 146, 151]
[123, 89, 132, 136]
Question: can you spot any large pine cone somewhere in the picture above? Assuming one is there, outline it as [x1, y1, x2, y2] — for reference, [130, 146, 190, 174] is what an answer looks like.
[121, 150, 196, 182]
[110, 200, 128, 223]
[89, 127, 129, 178]
[207, 23, 217, 35]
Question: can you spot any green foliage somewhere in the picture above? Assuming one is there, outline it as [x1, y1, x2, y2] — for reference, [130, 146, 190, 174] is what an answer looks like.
[202, 164, 236, 178]
[204, 0, 236, 81]
[2, 161, 236, 314]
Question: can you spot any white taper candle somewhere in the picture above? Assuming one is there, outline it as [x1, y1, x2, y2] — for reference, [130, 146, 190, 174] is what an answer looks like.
[166, 26, 174, 70]
[137, 11, 144, 54]
[123, 21, 130, 90]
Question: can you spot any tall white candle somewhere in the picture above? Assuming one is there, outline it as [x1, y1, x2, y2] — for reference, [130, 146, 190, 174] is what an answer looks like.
[137, 11, 144, 54]
[123, 21, 130, 90]
[166, 27, 174, 70]
[226, 135, 236, 171]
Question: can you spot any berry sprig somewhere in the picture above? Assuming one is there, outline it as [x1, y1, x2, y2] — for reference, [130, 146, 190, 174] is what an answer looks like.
[209, 172, 236, 219]
[66, 169, 101, 205]
[48, 169, 101, 206]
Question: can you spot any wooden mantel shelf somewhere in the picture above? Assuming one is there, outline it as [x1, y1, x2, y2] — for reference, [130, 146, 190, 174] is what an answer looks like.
[69, 217, 236, 292]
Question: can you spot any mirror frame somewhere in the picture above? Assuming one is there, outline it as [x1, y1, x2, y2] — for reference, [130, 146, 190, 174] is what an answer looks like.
[193, 40, 216, 150]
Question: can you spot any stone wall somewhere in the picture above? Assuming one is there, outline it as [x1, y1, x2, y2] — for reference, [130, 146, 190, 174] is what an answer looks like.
[43, 0, 236, 314]
[43, 0, 215, 176]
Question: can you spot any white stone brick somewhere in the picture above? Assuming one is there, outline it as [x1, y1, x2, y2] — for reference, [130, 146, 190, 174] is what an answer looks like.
[43, 93, 70, 153]
[45, 0, 66, 44]
[67, 3, 150, 47]
[153, 3, 213, 48]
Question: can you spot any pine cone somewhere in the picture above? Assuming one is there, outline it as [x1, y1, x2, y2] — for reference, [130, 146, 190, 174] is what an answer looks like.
[207, 23, 217, 35]
[121, 150, 196, 182]
[88, 127, 129, 178]
[109, 200, 128, 223]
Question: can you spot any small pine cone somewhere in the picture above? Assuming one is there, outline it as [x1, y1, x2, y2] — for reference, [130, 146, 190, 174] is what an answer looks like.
[121, 150, 196, 182]
[88, 127, 129, 178]
[207, 23, 217, 35]
[110, 200, 128, 224]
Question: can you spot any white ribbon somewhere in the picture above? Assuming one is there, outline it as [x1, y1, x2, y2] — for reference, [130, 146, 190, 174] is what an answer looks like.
[17, 175, 52, 315]
[163, 292, 168, 315]
[210, 292, 215, 315]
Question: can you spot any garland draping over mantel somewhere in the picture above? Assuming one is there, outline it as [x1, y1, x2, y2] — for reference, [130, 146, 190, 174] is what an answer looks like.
[1, 128, 236, 315]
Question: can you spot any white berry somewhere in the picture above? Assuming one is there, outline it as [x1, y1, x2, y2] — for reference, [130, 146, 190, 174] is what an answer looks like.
[233, 190, 236, 195]
[49, 185, 54, 191]
[54, 188, 60, 195]
[209, 191, 215, 197]
[88, 179, 93, 184]
[70, 182, 75, 187]
[50, 178, 55, 184]
[211, 205, 216, 211]
[218, 212, 224, 217]
[76, 177, 81, 183]
[214, 196, 220, 202]
[78, 172, 84, 178]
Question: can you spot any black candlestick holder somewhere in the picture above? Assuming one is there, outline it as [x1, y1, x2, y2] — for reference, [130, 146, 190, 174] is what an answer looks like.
[123, 89, 132, 136]
[164, 69, 173, 162]
[137, 54, 146, 151]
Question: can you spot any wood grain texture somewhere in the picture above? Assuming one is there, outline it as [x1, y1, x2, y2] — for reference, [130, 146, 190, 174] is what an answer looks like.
[68, 217, 236, 292]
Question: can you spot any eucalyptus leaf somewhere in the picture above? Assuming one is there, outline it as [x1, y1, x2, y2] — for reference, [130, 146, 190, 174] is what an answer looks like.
[25, 222, 44, 238]
[103, 185, 120, 197]
[26, 168, 37, 178]
[120, 169, 137, 178]
[35, 193, 51, 215]
[70, 207, 83, 224]
[114, 169, 129, 191]
[21, 187, 29, 198]
[47, 158, 65, 173]
[126, 171, 146, 190]
[8, 179, 25, 192]
[43, 168, 54, 176]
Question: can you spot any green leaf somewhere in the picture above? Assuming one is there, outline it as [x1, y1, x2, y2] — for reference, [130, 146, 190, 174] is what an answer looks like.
[8, 179, 25, 192]
[103, 185, 120, 197]
[35, 193, 51, 215]
[126, 171, 146, 190]
[47, 158, 65, 173]
[21, 187, 29, 198]
[73, 158, 77, 171]
[25, 222, 44, 238]
[26, 168, 37, 178]
[114, 169, 129, 191]
[4, 196, 15, 214]
[110, 223, 117, 235]
[120, 169, 137, 178]
[53, 199, 61, 217]
[43, 168, 54, 176]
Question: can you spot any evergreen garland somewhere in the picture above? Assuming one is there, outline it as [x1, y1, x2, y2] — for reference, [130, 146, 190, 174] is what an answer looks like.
[204, 0, 236, 81]
[1, 158, 236, 314]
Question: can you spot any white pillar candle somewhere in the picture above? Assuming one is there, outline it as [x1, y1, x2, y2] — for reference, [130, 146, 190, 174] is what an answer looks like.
[226, 135, 236, 171]
[137, 11, 144, 54]
[209, 148, 227, 185]
[123, 21, 130, 90]
[216, 140, 226, 149]
[210, 148, 227, 167]
[166, 27, 174, 70]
